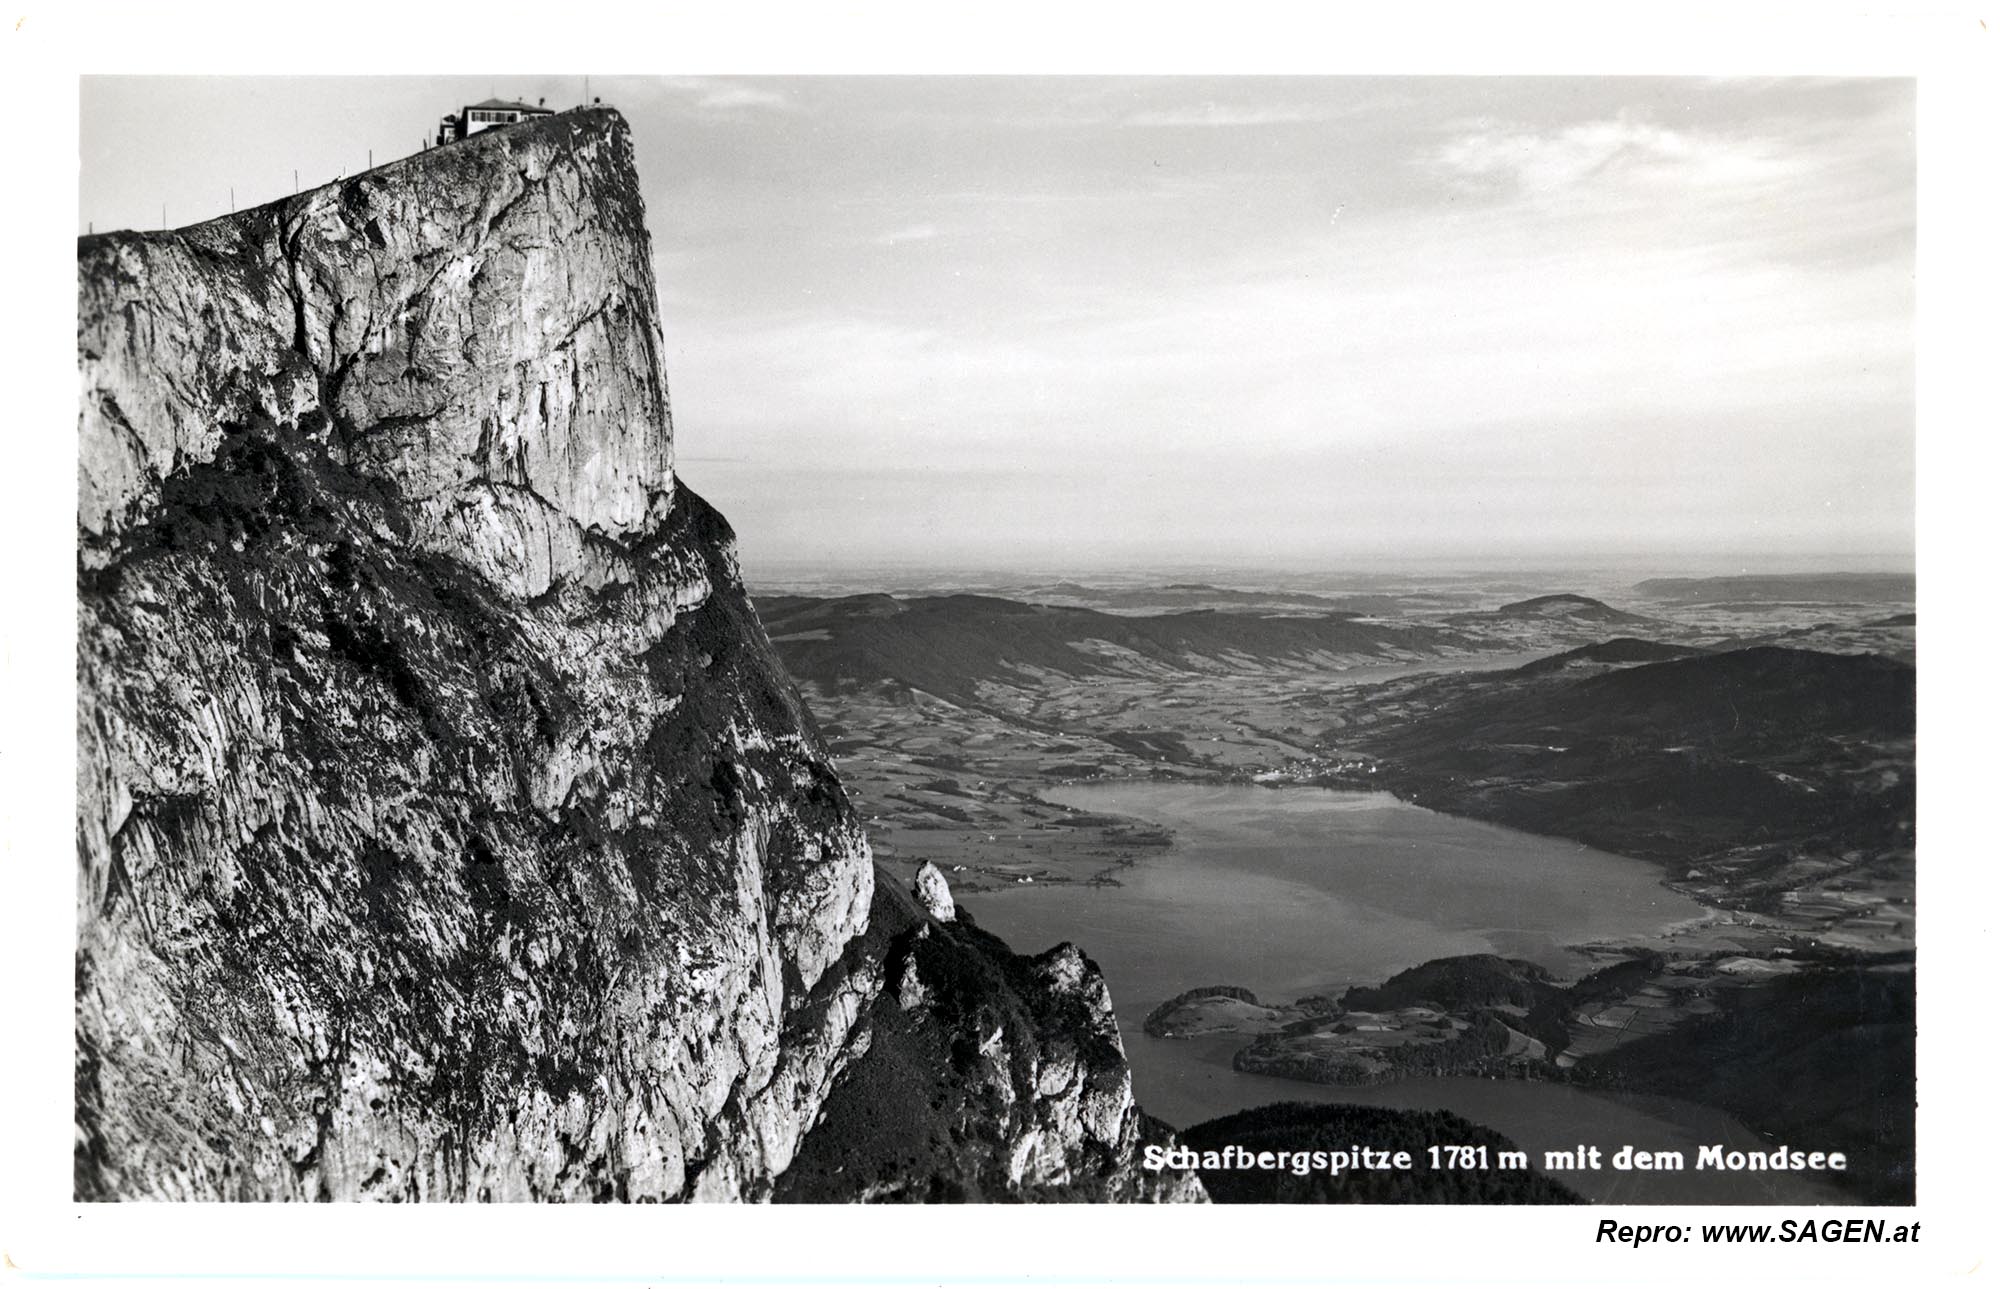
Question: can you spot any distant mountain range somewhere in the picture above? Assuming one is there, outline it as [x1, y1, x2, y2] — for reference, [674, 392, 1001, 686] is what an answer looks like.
[754, 588, 1688, 702]
[986, 580, 1499, 618]
[1633, 573, 1914, 605]
[1023, 581, 1362, 613]
[756, 592, 1468, 700]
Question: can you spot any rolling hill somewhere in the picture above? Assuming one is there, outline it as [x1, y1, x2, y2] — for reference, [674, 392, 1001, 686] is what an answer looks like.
[1457, 593, 1657, 626]
[1512, 637, 1707, 675]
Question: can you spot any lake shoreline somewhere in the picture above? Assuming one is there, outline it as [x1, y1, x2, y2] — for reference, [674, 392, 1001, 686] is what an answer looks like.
[954, 777, 1875, 1205]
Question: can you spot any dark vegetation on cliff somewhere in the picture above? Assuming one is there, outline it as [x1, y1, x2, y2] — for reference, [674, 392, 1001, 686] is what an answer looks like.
[77, 362, 863, 1198]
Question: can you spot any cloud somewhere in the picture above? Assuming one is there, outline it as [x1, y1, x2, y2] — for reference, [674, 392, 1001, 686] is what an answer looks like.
[675, 214, 1908, 464]
[1427, 115, 1809, 202]
[669, 175, 1911, 568]
[646, 83, 1912, 566]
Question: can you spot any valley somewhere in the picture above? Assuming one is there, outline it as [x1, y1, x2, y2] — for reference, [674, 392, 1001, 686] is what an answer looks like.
[758, 576, 1914, 936]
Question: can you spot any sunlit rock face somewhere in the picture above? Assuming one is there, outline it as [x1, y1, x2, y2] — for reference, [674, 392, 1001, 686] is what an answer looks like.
[79, 107, 674, 600]
[76, 109, 873, 1201]
[75, 106, 1196, 1205]
[913, 860, 957, 922]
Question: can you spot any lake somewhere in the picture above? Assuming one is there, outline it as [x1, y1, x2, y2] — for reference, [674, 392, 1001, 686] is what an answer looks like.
[965, 782, 1708, 1003]
[956, 780, 1846, 1204]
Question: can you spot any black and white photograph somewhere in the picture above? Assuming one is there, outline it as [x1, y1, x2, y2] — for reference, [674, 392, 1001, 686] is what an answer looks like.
[5, 6, 1995, 1286]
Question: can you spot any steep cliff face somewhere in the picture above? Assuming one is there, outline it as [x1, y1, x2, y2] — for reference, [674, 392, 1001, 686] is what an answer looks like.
[79, 107, 673, 598]
[75, 108, 1194, 1202]
[76, 109, 873, 1201]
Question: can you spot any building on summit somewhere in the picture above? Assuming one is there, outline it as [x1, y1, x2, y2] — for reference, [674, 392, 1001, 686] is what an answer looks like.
[436, 98, 555, 146]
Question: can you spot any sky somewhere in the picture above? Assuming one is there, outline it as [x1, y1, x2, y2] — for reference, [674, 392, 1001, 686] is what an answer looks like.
[79, 75, 1916, 576]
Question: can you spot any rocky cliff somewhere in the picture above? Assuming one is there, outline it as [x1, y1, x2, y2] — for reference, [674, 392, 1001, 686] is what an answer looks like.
[776, 867, 1201, 1202]
[75, 108, 1194, 1202]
